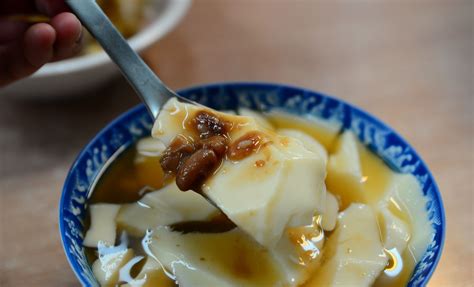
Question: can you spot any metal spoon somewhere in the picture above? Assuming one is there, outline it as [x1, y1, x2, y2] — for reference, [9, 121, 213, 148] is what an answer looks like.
[65, 0, 192, 119]
[66, 0, 221, 209]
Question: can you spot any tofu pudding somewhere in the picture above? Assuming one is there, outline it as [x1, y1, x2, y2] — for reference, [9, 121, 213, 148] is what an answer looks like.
[84, 99, 434, 287]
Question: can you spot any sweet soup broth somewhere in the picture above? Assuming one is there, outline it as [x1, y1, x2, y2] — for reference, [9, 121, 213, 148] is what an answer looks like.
[84, 112, 432, 287]
[89, 149, 166, 204]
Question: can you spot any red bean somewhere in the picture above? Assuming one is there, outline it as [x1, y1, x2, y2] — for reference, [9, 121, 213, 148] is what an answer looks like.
[197, 135, 228, 157]
[160, 136, 195, 173]
[228, 131, 264, 161]
[193, 111, 226, 139]
[176, 149, 220, 191]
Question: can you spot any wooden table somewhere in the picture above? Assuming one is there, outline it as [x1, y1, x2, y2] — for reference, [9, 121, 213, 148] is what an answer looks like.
[1, 1, 472, 286]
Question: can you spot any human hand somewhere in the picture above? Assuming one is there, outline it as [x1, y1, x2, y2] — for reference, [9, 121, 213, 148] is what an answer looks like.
[0, 0, 82, 87]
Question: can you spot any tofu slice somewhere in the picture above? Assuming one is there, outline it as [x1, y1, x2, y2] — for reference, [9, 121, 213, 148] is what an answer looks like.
[238, 108, 274, 131]
[121, 256, 175, 287]
[84, 204, 120, 247]
[377, 207, 410, 253]
[326, 131, 364, 209]
[204, 139, 326, 248]
[306, 204, 387, 287]
[146, 227, 285, 287]
[271, 217, 326, 286]
[326, 130, 394, 210]
[92, 248, 134, 286]
[152, 98, 263, 146]
[379, 173, 433, 261]
[277, 128, 328, 164]
[321, 191, 339, 231]
[136, 137, 166, 157]
[152, 98, 327, 249]
[116, 182, 218, 237]
[266, 112, 341, 151]
[145, 225, 328, 287]
[373, 175, 433, 287]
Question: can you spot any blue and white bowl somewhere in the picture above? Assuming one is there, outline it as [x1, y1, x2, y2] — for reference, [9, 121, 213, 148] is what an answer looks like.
[59, 82, 445, 286]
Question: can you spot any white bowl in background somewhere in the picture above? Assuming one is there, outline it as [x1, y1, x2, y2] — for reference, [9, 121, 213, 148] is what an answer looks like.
[0, 0, 191, 99]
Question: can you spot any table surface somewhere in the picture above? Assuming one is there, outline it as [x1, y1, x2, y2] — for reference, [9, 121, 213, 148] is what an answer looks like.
[0, 1, 472, 286]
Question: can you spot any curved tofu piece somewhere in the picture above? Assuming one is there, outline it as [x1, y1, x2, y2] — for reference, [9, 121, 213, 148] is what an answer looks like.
[205, 139, 326, 249]
[147, 227, 285, 287]
[307, 204, 387, 287]
[136, 137, 166, 157]
[277, 128, 328, 164]
[326, 131, 365, 209]
[84, 204, 120, 247]
[381, 174, 433, 261]
[92, 248, 134, 286]
[272, 220, 325, 286]
[266, 113, 341, 150]
[321, 192, 339, 231]
[328, 131, 361, 177]
[116, 182, 218, 237]
[121, 256, 175, 287]
[151, 98, 192, 145]
[152, 98, 263, 146]
[377, 207, 410, 252]
[238, 108, 274, 131]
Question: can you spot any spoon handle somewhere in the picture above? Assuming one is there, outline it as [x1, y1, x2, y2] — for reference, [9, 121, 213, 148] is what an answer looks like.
[66, 0, 175, 119]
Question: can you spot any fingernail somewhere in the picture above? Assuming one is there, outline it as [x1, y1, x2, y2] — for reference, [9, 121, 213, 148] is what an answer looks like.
[75, 27, 84, 45]
[24, 24, 55, 67]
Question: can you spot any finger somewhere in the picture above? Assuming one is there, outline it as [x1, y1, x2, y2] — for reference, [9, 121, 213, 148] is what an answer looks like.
[36, 0, 70, 16]
[24, 23, 56, 67]
[1, 23, 56, 86]
[0, 19, 29, 44]
[50, 12, 82, 60]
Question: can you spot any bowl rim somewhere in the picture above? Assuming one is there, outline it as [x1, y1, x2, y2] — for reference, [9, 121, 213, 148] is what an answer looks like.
[34, 0, 191, 77]
[59, 81, 445, 286]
